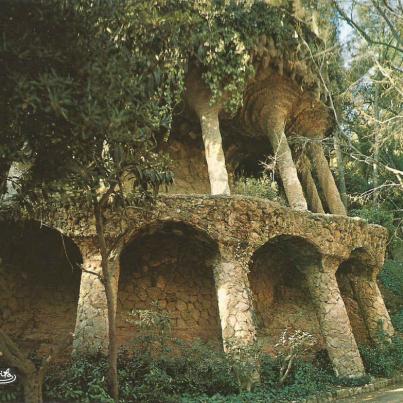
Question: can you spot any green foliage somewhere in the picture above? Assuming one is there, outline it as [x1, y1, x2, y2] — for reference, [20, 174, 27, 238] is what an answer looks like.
[233, 174, 284, 204]
[379, 260, 403, 297]
[359, 336, 403, 378]
[44, 354, 113, 402]
[350, 208, 395, 234]
[0, 388, 20, 403]
[391, 309, 403, 332]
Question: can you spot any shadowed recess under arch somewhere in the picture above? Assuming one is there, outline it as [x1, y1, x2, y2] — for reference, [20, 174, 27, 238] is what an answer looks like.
[248, 235, 323, 353]
[0, 220, 82, 355]
[117, 220, 222, 347]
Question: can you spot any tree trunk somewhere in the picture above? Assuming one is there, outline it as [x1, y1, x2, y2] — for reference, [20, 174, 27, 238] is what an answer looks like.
[197, 103, 230, 195]
[333, 130, 348, 209]
[309, 142, 347, 215]
[265, 122, 307, 210]
[373, 84, 380, 204]
[0, 161, 11, 196]
[22, 372, 43, 403]
[94, 200, 119, 402]
[0, 329, 73, 403]
[298, 154, 325, 213]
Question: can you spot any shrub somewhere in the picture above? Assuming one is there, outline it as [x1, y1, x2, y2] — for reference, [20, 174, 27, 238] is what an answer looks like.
[379, 260, 403, 297]
[359, 336, 403, 378]
[44, 354, 112, 402]
[391, 309, 403, 332]
[233, 174, 284, 204]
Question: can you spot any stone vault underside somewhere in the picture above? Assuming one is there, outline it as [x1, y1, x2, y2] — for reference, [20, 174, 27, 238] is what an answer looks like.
[0, 195, 394, 378]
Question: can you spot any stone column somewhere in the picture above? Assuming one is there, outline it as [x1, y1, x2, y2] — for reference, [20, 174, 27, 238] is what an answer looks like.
[213, 247, 259, 390]
[186, 68, 230, 195]
[309, 143, 346, 216]
[350, 273, 394, 343]
[266, 118, 308, 211]
[298, 154, 325, 213]
[73, 239, 120, 355]
[306, 258, 365, 377]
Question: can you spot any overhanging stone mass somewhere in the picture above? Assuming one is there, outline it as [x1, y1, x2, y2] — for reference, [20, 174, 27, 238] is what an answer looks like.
[1, 195, 394, 379]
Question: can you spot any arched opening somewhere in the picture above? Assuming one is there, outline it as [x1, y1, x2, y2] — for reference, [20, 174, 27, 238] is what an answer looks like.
[248, 235, 323, 352]
[336, 248, 373, 344]
[117, 221, 222, 347]
[0, 220, 82, 355]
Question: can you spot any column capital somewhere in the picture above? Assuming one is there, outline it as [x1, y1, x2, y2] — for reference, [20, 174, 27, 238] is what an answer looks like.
[321, 255, 343, 274]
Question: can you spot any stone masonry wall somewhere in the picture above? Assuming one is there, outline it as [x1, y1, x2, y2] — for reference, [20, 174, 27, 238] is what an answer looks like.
[117, 231, 221, 346]
[249, 248, 323, 352]
[0, 222, 81, 355]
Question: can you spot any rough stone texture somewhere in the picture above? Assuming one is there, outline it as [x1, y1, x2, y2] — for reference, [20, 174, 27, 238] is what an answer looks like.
[351, 279, 394, 342]
[213, 251, 257, 347]
[4, 195, 393, 377]
[336, 270, 371, 345]
[162, 139, 211, 195]
[117, 229, 221, 346]
[0, 222, 81, 356]
[306, 259, 365, 378]
[249, 246, 323, 352]
[73, 239, 120, 354]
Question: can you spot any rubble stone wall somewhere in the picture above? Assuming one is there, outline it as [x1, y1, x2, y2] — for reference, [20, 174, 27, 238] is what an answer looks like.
[1, 195, 393, 377]
[0, 222, 81, 356]
[117, 231, 221, 346]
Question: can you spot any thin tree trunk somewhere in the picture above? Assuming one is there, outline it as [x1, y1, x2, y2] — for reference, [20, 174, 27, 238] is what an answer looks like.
[266, 122, 307, 210]
[197, 103, 230, 195]
[0, 161, 11, 196]
[22, 372, 43, 403]
[93, 200, 119, 402]
[373, 84, 380, 204]
[0, 329, 72, 403]
[333, 130, 348, 210]
[309, 142, 347, 215]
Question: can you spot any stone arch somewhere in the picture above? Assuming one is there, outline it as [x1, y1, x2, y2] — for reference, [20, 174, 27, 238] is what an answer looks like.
[117, 220, 222, 347]
[248, 234, 323, 352]
[336, 247, 393, 344]
[0, 220, 82, 355]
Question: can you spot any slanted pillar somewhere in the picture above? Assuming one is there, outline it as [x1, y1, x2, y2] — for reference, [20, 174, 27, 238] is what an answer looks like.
[309, 143, 346, 215]
[186, 68, 230, 195]
[213, 246, 259, 390]
[306, 258, 365, 377]
[350, 271, 394, 343]
[298, 154, 325, 213]
[73, 239, 120, 354]
[265, 117, 307, 210]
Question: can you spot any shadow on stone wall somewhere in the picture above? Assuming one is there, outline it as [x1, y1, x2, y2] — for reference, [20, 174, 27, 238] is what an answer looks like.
[249, 235, 324, 352]
[0, 221, 82, 356]
[117, 221, 222, 348]
[337, 259, 371, 345]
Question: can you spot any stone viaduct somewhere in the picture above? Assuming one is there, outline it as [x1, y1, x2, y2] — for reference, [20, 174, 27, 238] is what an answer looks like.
[1, 195, 394, 379]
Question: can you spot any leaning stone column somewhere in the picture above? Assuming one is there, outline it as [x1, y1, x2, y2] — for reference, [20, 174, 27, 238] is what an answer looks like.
[73, 239, 120, 354]
[309, 143, 346, 215]
[213, 247, 259, 390]
[349, 272, 394, 343]
[305, 258, 365, 377]
[265, 116, 308, 210]
[186, 68, 230, 195]
[298, 154, 325, 213]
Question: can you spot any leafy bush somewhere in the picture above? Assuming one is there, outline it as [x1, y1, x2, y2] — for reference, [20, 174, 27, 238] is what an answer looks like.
[118, 340, 237, 402]
[233, 174, 284, 204]
[359, 336, 403, 378]
[391, 309, 403, 332]
[44, 353, 113, 402]
[379, 260, 403, 297]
